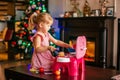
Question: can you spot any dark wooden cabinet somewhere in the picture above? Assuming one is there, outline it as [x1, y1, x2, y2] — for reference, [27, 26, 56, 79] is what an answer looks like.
[56, 17, 115, 68]
[117, 19, 120, 70]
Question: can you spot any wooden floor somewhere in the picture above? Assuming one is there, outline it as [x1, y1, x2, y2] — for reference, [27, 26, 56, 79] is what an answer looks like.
[0, 49, 31, 80]
[0, 59, 31, 80]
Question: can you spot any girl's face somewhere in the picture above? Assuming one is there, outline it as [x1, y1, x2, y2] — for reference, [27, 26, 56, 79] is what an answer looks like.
[40, 21, 52, 33]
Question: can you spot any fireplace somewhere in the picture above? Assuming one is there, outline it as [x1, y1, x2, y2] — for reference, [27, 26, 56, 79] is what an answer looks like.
[69, 36, 96, 62]
[56, 17, 115, 68]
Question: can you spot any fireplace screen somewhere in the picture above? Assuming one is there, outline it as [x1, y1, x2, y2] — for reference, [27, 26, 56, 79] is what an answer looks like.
[85, 41, 95, 62]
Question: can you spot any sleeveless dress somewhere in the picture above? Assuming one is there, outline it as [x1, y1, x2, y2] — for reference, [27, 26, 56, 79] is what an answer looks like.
[31, 32, 55, 71]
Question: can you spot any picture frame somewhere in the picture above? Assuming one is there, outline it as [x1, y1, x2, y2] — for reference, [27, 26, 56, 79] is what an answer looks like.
[106, 6, 114, 16]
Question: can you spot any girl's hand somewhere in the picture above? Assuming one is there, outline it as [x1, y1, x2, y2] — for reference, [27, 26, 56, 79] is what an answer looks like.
[69, 45, 74, 49]
[48, 46, 56, 52]
[67, 44, 73, 49]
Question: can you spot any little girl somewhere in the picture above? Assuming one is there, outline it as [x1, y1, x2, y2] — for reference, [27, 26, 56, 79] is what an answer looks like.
[30, 13, 72, 71]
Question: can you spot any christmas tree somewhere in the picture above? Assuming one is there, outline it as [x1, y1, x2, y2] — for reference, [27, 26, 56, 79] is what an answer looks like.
[10, 0, 48, 60]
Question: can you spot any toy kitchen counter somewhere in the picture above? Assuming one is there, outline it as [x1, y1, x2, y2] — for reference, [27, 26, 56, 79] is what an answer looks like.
[4, 64, 120, 80]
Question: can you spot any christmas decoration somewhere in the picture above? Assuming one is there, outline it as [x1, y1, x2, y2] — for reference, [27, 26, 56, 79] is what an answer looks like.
[25, 0, 47, 16]
[10, 0, 48, 60]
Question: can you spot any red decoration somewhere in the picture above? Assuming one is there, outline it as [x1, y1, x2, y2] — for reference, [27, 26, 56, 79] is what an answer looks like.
[20, 33, 23, 37]
[37, 2, 41, 5]
[11, 41, 16, 47]
[24, 23, 28, 28]
[39, 67, 44, 73]
[23, 32, 26, 35]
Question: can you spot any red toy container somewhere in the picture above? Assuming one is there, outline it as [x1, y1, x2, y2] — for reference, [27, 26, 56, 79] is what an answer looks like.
[53, 36, 87, 76]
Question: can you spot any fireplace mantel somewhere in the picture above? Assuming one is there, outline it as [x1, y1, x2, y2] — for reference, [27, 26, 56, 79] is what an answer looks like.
[56, 17, 115, 68]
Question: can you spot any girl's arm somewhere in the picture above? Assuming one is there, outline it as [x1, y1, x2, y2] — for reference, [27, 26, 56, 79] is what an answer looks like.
[49, 33, 72, 48]
[33, 35, 54, 53]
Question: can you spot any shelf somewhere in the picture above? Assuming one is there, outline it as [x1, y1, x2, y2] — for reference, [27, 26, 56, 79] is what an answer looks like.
[15, 2, 27, 10]
[0, 0, 28, 17]
[0, 2, 8, 5]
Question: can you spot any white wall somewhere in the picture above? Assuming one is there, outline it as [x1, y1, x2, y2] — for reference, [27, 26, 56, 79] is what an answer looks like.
[113, 0, 120, 67]
[49, 0, 66, 17]
[49, 0, 70, 39]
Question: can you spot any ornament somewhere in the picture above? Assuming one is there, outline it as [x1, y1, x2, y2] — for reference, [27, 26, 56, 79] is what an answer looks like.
[21, 27, 25, 30]
[18, 40, 22, 45]
[19, 33, 23, 38]
[39, 67, 44, 73]
[24, 23, 28, 28]
[21, 45, 25, 49]
[38, 7, 42, 10]
[25, 48, 28, 53]
[23, 32, 26, 35]
[11, 41, 16, 47]
[42, 4, 47, 12]
[32, 4, 36, 9]
[27, 43, 31, 47]
[37, 2, 41, 5]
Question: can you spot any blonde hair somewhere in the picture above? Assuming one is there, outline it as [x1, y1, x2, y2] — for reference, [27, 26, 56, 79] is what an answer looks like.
[28, 13, 38, 30]
[35, 13, 53, 26]
[28, 12, 53, 30]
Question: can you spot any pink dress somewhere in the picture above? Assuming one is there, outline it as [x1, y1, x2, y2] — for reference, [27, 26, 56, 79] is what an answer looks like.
[31, 32, 55, 71]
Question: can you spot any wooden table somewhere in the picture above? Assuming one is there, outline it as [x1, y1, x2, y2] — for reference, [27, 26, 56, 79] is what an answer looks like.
[4, 65, 120, 80]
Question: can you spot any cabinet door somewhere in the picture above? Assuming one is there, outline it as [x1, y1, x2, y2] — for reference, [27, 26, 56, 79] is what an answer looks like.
[117, 19, 120, 70]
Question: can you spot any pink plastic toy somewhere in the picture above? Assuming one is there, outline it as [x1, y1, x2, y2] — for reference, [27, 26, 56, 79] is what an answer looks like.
[53, 36, 87, 77]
